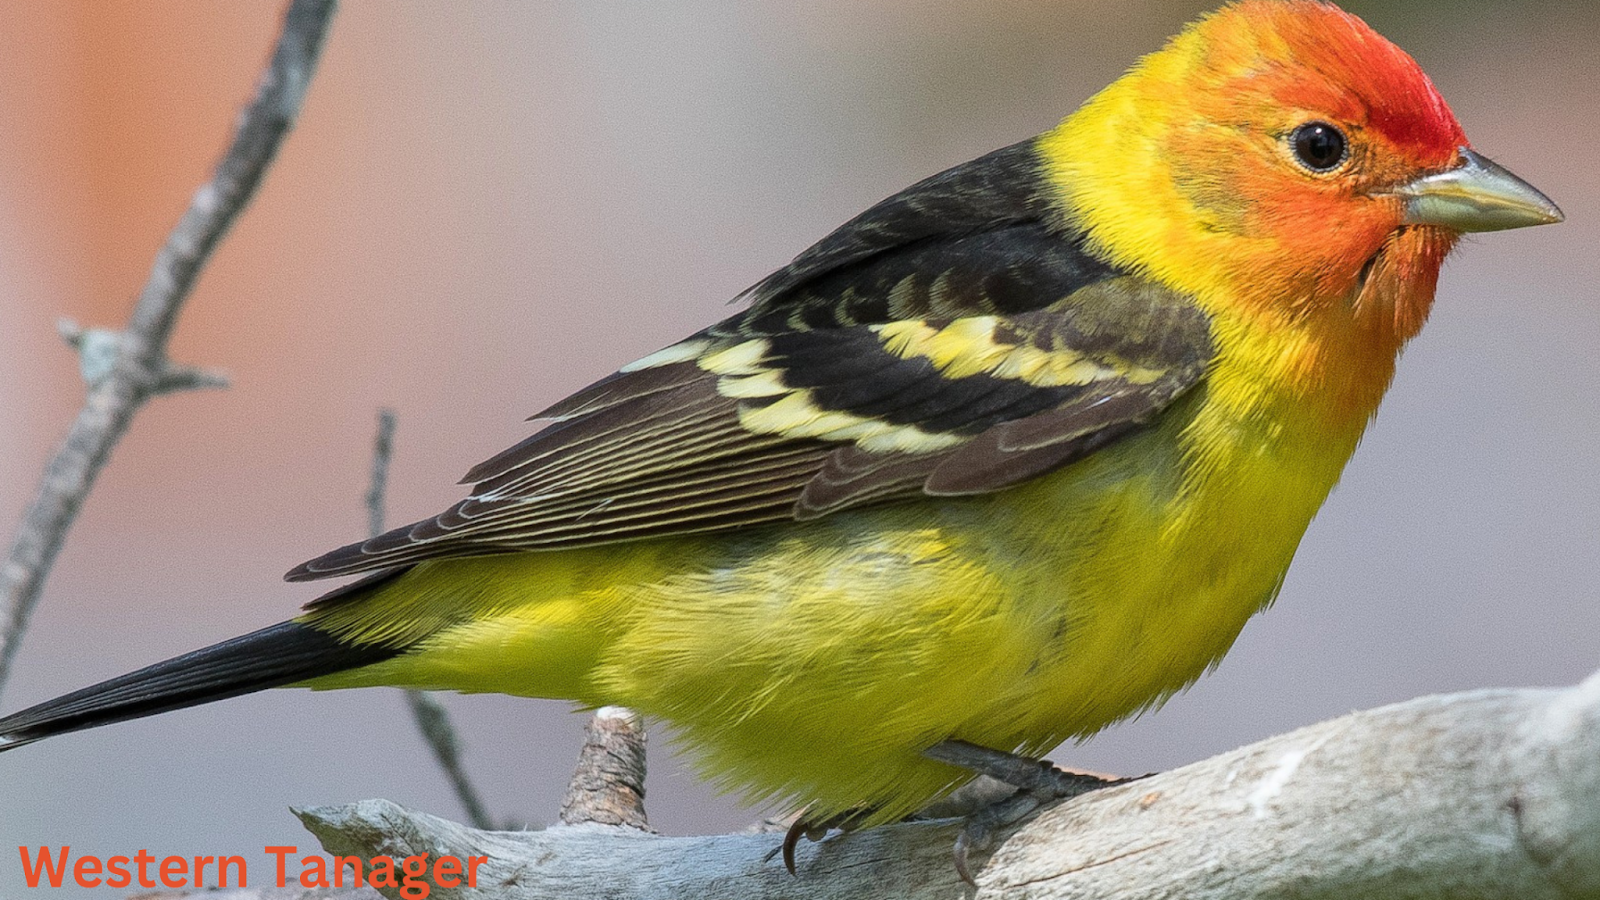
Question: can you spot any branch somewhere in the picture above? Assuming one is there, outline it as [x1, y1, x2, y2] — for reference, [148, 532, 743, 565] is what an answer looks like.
[362, 409, 497, 831]
[558, 706, 651, 830]
[0, 0, 338, 702]
[365, 408, 399, 541]
[403, 691, 497, 831]
[298, 668, 1600, 900]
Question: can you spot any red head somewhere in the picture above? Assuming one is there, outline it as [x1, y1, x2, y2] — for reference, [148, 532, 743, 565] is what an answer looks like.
[1040, 0, 1559, 417]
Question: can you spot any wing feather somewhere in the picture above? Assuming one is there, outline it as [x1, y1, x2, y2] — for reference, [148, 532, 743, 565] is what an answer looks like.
[287, 140, 1213, 583]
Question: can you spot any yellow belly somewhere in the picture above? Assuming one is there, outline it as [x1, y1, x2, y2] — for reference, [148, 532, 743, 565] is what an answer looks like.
[305, 387, 1354, 825]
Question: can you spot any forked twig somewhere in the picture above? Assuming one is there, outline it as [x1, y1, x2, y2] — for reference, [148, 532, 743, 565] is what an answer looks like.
[363, 409, 496, 830]
[0, 0, 338, 702]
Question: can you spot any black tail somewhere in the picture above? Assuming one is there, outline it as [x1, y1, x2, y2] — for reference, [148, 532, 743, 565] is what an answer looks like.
[0, 621, 400, 752]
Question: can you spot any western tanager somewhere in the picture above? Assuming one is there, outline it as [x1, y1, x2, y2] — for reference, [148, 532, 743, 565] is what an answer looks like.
[0, 0, 1563, 838]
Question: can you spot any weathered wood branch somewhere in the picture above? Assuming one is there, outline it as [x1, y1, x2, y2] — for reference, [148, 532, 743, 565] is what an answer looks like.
[296, 668, 1600, 900]
[558, 705, 651, 830]
[0, 0, 338, 702]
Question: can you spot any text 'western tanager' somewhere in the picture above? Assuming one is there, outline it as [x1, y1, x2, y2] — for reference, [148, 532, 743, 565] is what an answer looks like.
[0, 0, 1563, 849]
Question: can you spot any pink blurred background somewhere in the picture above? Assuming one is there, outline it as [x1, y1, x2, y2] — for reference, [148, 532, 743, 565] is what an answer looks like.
[1, 2, 1596, 896]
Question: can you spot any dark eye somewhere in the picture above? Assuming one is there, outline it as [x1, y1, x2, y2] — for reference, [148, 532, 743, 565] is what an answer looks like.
[1290, 121, 1348, 172]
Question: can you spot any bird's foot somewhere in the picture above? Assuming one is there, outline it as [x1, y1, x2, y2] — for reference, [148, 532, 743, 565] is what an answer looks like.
[769, 808, 875, 875]
[770, 743, 1135, 882]
[923, 740, 1135, 885]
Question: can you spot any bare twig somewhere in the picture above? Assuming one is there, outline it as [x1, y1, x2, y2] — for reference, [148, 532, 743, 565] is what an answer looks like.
[362, 408, 496, 831]
[403, 691, 496, 830]
[0, 0, 338, 702]
[368, 407, 651, 832]
[364, 408, 398, 540]
[559, 705, 651, 830]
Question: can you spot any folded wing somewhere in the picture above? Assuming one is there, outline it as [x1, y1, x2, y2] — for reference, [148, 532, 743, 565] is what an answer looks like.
[288, 141, 1212, 582]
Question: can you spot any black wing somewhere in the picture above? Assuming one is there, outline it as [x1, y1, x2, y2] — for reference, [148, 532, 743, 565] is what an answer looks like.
[288, 140, 1212, 582]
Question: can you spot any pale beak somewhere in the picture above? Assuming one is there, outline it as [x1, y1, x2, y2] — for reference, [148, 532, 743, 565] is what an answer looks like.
[1398, 148, 1564, 233]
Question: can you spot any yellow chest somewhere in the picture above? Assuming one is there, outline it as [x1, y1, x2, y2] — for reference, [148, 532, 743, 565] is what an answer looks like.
[983, 370, 1362, 743]
[315, 322, 1379, 825]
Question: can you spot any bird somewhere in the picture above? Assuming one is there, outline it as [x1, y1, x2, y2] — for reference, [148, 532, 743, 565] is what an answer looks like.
[0, 0, 1563, 843]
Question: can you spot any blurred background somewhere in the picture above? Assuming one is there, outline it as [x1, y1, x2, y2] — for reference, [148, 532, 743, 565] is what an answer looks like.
[0, 2, 1595, 896]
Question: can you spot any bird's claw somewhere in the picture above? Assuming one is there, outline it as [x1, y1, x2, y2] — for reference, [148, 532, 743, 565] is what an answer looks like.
[779, 816, 827, 875]
[925, 740, 1136, 885]
[769, 808, 871, 875]
[949, 785, 1061, 885]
